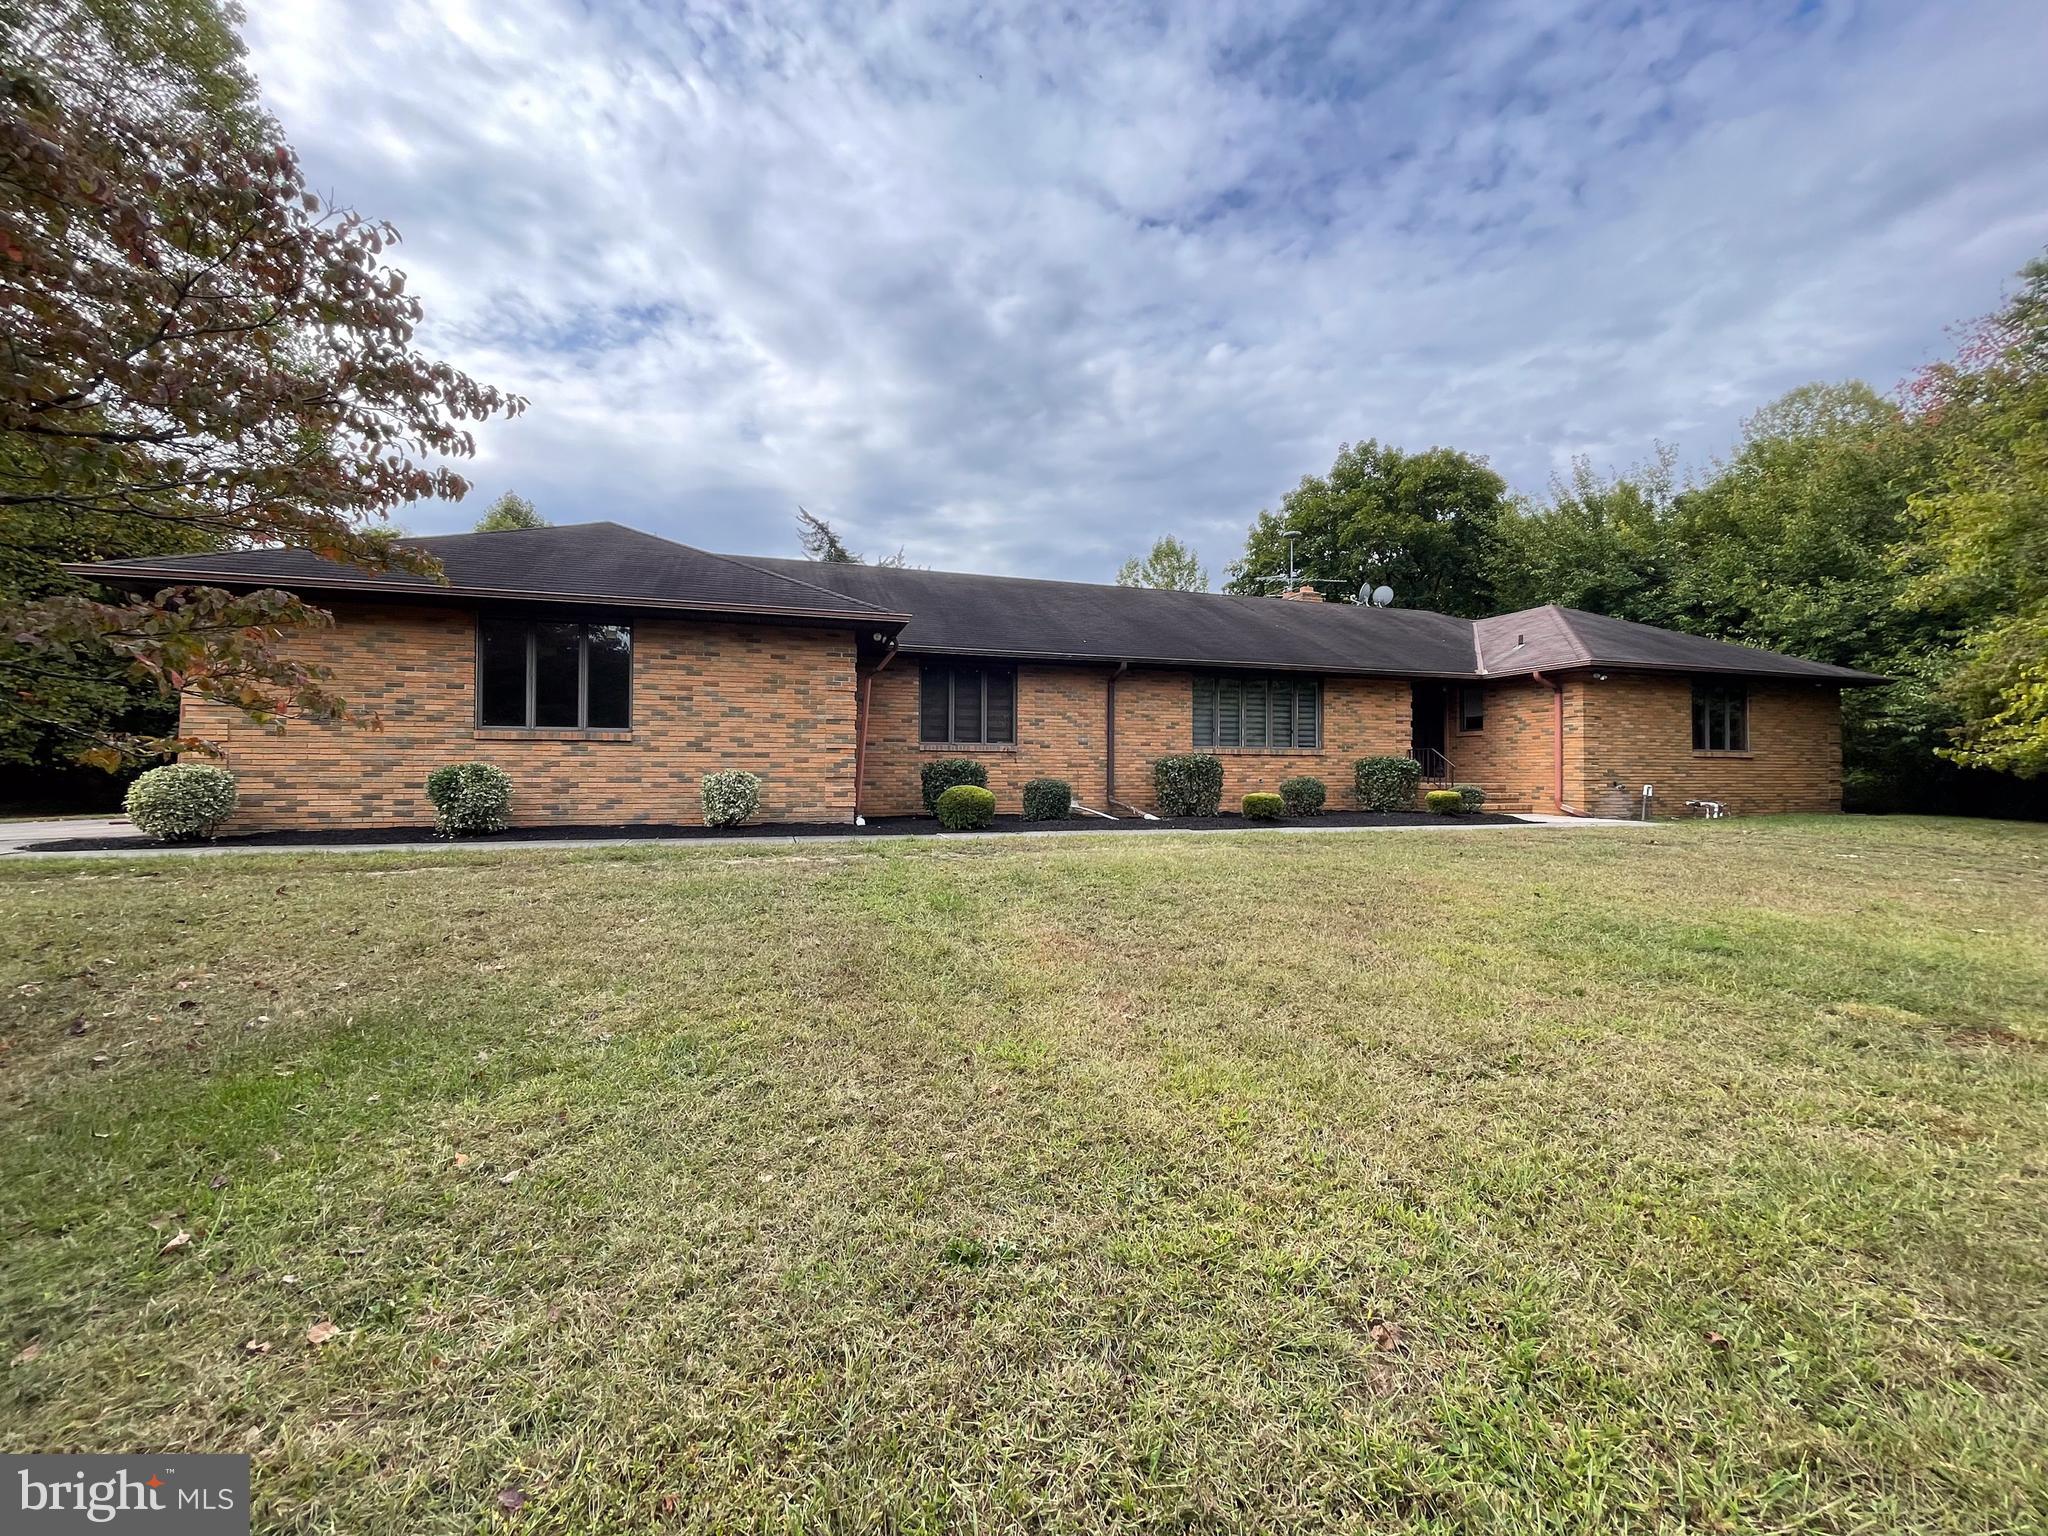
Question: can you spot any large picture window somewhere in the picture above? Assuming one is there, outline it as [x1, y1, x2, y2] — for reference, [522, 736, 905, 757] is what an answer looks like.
[1692, 680, 1748, 753]
[920, 663, 1016, 745]
[478, 618, 632, 729]
[1192, 673, 1321, 750]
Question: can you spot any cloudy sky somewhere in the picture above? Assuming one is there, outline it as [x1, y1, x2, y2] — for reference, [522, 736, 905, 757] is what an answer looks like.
[244, 0, 2048, 582]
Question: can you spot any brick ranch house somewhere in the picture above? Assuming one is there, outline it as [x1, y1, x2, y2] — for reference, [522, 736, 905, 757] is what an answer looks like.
[75, 521, 1883, 830]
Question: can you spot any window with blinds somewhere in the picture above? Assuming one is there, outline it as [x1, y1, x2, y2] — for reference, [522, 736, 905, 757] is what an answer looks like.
[1191, 674, 1321, 750]
[919, 664, 1017, 745]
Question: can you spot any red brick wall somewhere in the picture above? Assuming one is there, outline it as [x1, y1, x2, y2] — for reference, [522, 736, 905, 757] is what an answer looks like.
[1112, 669, 1410, 812]
[1431, 672, 1844, 817]
[180, 602, 859, 830]
[859, 662, 1113, 816]
[859, 663, 1411, 816]
[1570, 672, 1843, 816]
[1441, 678, 1561, 811]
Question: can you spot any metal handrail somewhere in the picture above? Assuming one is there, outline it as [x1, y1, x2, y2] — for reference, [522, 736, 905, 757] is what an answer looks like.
[1417, 747, 1453, 781]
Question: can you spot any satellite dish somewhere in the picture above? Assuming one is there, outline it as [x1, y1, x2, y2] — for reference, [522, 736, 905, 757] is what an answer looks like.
[1369, 585, 1395, 608]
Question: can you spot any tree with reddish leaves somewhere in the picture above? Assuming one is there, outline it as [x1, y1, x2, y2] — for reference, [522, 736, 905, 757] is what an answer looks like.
[1, 0, 522, 769]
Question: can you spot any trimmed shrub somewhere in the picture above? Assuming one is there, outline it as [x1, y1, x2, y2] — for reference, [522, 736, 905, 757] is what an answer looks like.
[700, 769, 763, 828]
[1453, 782, 1488, 814]
[1242, 792, 1285, 821]
[935, 784, 996, 830]
[425, 762, 512, 836]
[1354, 755, 1423, 812]
[1021, 777, 1072, 821]
[1278, 775, 1326, 817]
[1153, 753, 1224, 817]
[1424, 788, 1464, 815]
[123, 763, 237, 842]
[920, 757, 986, 815]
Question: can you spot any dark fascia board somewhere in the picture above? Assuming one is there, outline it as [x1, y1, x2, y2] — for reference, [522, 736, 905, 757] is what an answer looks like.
[894, 642, 1480, 679]
[59, 563, 913, 629]
[1485, 659, 1889, 687]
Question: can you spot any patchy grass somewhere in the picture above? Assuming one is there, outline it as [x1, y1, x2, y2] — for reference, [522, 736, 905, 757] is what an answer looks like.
[1, 816, 2045, 1534]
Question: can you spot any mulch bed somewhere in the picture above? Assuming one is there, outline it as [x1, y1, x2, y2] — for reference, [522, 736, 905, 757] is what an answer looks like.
[22, 809, 1530, 853]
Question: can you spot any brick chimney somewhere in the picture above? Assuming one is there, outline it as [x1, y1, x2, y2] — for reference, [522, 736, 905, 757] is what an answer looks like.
[1277, 584, 1325, 602]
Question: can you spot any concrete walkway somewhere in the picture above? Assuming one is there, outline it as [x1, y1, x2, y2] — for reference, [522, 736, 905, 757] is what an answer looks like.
[1, 813, 1647, 860]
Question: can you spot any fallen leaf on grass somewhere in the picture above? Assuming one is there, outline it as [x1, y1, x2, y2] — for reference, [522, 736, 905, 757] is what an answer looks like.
[1704, 1330, 1731, 1352]
[452, 1154, 470, 1168]
[497, 1485, 526, 1515]
[13, 1342, 42, 1364]
[209, 1174, 229, 1191]
[242, 1339, 271, 1356]
[305, 1320, 340, 1347]
[1368, 1319, 1403, 1353]
[498, 1168, 520, 1185]
[158, 1230, 192, 1257]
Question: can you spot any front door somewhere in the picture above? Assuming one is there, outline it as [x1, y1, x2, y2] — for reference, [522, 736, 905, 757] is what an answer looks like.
[1410, 682, 1447, 771]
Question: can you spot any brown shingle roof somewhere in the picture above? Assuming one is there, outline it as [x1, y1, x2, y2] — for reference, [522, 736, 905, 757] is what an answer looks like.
[71, 522, 908, 624]
[1474, 605, 1885, 684]
[71, 522, 1885, 685]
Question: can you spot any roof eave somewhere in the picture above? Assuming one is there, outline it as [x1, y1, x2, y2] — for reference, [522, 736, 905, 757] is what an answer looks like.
[59, 563, 912, 628]
[1485, 658, 1887, 687]
[895, 640, 1479, 678]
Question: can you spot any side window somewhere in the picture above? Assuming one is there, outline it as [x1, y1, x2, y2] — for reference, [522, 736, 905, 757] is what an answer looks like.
[1458, 686, 1485, 733]
[1691, 681, 1748, 752]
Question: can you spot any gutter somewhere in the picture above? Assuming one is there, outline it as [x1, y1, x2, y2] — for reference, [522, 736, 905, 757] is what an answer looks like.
[851, 648, 897, 826]
[1531, 670, 1586, 817]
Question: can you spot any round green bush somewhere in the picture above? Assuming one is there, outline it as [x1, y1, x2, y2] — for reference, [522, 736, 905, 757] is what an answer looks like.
[123, 763, 237, 842]
[1424, 788, 1465, 815]
[1242, 792, 1285, 821]
[1278, 776, 1326, 816]
[934, 783, 997, 830]
[1355, 756, 1423, 811]
[1153, 753, 1224, 816]
[1021, 777, 1072, 821]
[1453, 782, 1488, 814]
[700, 769, 763, 828]
[425, 762, 512, 836]
[920, 757, 987, 815]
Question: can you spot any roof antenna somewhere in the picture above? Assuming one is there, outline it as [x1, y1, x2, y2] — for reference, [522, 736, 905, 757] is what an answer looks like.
[1256, 527, 1347, 597]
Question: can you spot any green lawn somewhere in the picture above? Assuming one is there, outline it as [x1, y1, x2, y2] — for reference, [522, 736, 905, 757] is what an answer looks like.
[2, 818, 2045, 1534]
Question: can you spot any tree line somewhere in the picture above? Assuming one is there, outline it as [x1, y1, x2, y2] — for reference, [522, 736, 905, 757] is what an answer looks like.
[1135, 261, 2046, 813]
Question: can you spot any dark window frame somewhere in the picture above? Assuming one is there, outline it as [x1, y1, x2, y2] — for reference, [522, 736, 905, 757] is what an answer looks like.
[918, 663, 1017, 746]
[1192, 672, 1322, 751]
[1691, 679, 1749, 753]
[1457, 685, 1486, 733]
[476, 616, 634, 730]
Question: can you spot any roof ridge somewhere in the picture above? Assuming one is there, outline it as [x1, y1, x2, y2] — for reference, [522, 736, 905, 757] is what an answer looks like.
[1543, 603, 1597, 665]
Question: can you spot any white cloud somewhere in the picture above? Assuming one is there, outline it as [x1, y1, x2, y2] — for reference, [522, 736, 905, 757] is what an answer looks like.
[244, 0, 2048, 580]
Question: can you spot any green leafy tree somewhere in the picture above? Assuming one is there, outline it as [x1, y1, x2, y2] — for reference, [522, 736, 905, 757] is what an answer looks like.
[1226, 441, 1509, 615]
[1901, 254, 2048, 777]
[1661, 383, 1955, 807]
[1, 0, 522, 769]
[474, 492, 547, 532]
[1115, 535, 1208, 591]
[1490, 450, 1679, 623]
